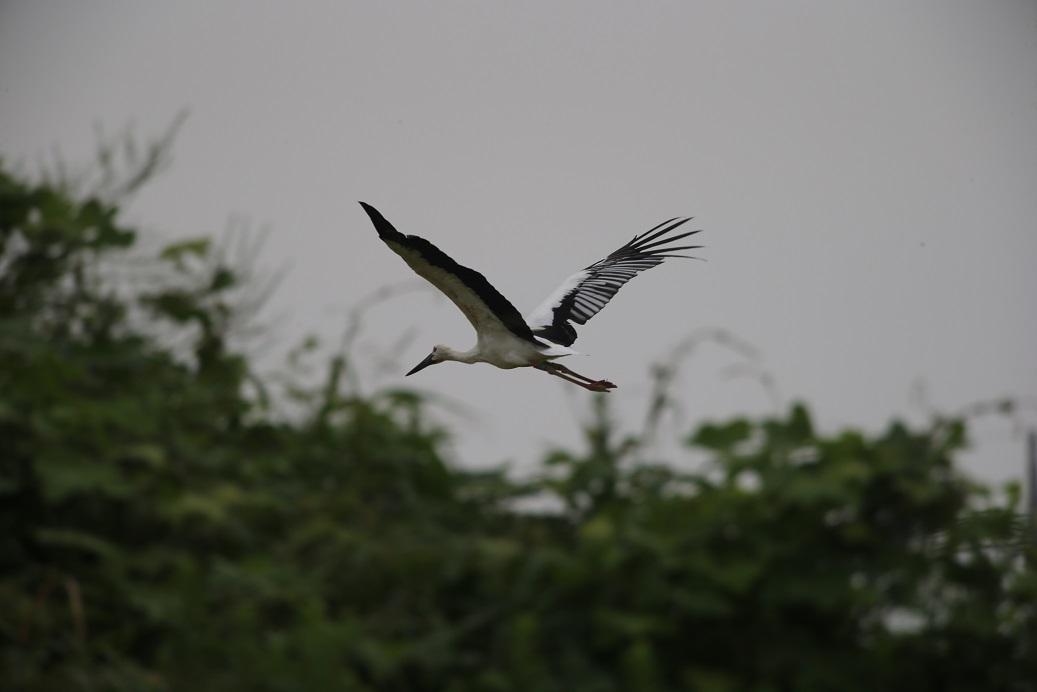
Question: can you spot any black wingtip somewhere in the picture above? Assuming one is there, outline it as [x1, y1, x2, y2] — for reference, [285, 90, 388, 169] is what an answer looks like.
[358, 201, 402, 240]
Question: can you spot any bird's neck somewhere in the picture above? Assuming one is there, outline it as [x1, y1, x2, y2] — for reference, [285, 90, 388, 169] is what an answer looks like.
[441, 346, 479, 364]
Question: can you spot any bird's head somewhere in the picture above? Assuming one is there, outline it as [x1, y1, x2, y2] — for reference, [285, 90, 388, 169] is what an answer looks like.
[405, 345, 449, 376]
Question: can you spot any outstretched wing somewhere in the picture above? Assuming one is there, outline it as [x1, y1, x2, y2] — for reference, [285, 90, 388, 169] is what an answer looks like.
[526, 217, 701, 346]
[360, 202, 540, 345]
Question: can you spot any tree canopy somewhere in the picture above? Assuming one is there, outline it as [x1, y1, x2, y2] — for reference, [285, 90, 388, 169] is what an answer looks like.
[1, 152, 1034, 691]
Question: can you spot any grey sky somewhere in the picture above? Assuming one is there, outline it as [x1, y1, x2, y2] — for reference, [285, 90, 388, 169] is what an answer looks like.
[2, 2, 1035, 483]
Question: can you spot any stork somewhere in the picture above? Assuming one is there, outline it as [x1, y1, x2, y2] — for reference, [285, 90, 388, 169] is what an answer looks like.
[359, 202, 701, 392]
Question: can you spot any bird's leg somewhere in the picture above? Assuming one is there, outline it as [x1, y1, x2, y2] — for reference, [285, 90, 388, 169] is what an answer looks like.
[536, 363, 616, 392]
[540, 366, 610, 392]
[548, 362, 617, 390]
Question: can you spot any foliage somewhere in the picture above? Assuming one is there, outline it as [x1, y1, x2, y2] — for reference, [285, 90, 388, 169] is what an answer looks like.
[1, 157, 1034, 691]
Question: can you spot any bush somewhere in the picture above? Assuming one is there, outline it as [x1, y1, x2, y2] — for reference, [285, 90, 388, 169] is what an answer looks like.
[1, 155, 1034, 691]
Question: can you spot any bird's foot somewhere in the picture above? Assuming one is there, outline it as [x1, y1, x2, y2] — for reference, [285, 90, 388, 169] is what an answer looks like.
[589, 380, 617, 392]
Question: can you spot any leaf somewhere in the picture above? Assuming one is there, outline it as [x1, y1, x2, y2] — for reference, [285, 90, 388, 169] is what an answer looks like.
[34, 527, 121, 559]
[689, 419, 752, 450]
[159, 237, 210, 267]
[209, 266, 236, 291]
[37, 458, 133, 502]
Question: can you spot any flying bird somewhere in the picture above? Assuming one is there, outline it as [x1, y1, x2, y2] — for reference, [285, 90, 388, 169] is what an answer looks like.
[360, 202, 701, 392]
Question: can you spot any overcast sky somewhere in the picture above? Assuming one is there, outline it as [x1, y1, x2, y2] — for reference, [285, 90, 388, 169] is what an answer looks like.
[2, 2, 1035, 483]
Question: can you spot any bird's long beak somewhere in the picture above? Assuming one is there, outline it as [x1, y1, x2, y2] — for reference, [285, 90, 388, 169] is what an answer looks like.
[405, 352, 436, 376]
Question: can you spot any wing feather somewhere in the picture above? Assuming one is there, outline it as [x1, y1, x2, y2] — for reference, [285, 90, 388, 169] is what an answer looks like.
[360, 203, 539, 344]
[526, 217, 701, 346]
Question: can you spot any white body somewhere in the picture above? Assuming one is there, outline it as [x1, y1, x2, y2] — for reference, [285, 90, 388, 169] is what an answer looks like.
[465, 333, 577, 369]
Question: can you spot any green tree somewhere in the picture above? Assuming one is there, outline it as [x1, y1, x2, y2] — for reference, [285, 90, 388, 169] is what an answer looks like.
[0, 147, 1033, 691]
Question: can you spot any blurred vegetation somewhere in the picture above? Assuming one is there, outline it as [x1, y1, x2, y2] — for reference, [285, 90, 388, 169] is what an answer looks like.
[1, 141, 1035, 692]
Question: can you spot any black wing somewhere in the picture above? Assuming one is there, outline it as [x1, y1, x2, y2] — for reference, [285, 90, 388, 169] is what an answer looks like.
[360, 202, 540, 345]
[526, 217, 701, 346]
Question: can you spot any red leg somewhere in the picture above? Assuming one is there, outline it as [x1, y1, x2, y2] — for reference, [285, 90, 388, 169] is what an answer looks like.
[536, 363, 615, 391]
[549, 362, 616, 390]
